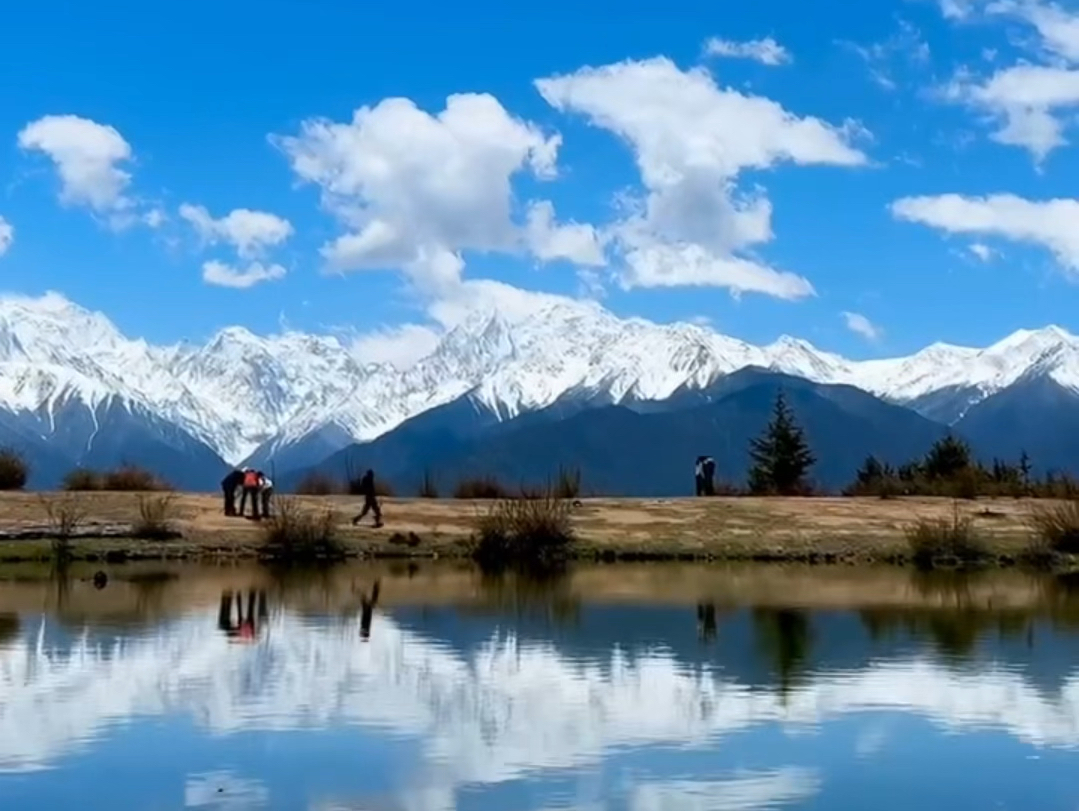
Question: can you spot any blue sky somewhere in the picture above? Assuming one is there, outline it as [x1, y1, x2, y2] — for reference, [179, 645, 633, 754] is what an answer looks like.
[3, 0, 1079, 362]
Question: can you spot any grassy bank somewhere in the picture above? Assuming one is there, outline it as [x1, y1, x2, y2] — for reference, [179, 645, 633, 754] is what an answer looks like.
[0, 491, 1073, 568]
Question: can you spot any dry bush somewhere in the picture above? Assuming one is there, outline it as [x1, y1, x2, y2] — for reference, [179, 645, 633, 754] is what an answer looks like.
[102, 464, 171, 492]
[454, 475, 510, 500]
[905, 511, 989, 568]
[295, 471, 344, 496]
[0, 448, 28, 491]
[134, 494, 178, 540]
[63, 468, 102, 491]
[552, 466, 582, 500]
[1028, 499, 1079, 556]
[260, 496, 344, 561]
[472, 491, 574, 571]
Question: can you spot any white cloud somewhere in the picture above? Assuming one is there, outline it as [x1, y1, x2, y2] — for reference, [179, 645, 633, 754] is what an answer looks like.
[274, 93, 591, 292]
[201, 260, 286, 289]
[842, 311, 884, 342]
[632, 769, 821, 811]
[0, 218, 12, 257]
[17, 115, 134, 213]
[143, 208, 166, 229]
[702, 37, 792, 65]
[179, 204, 293, 259]
[969, 242, 997, 261]
[525, 201, 606, 266]
[535, 57, 867, 298]
[937, 2, 1079, 160]
[348, 322, 442, 368]
[843, 21, 932, 91]
[891, 193, 1079, 276]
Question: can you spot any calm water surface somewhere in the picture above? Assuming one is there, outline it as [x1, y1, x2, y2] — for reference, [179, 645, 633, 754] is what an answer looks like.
[1, 561, 1079, 810]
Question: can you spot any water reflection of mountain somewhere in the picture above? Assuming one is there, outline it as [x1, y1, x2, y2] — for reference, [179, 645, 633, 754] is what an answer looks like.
[390, 603, 1079, 696]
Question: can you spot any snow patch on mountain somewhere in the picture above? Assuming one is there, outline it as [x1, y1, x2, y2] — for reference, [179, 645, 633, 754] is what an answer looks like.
[0, 292, 1077, 465]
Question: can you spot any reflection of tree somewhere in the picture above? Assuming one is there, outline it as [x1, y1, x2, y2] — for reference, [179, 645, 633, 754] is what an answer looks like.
[753, 608, 812, 700]
[0, 613, 19, 646]
[468, 570, 580, 627]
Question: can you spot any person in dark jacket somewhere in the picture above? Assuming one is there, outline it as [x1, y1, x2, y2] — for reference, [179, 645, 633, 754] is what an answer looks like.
[351, 469, 383, 528]
[221, 469, 244, 516]
[702, 456, 716, 496]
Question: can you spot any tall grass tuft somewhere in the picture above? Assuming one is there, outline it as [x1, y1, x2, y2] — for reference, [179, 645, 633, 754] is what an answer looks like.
[133, 494, 178, 540]
[904, 504, 988, 568]
[472, 490, 574, 571]
[1028, 499, 1079, 555]
[0, 448, 29, 491]
[260, 496, 344, 562]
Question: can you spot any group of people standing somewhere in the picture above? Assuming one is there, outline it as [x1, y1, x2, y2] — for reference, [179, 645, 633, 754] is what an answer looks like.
[221, 467, 274, 519]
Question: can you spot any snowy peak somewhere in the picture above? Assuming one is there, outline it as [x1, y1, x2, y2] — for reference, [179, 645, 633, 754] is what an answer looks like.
[0, 291, 1075, 466]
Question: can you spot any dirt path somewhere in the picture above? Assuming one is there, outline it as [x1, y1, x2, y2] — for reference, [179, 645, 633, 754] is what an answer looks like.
[0, 491, 1049, 562]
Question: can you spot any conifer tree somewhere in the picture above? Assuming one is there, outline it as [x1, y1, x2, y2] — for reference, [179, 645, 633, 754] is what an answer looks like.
[747, 390, 816, 495]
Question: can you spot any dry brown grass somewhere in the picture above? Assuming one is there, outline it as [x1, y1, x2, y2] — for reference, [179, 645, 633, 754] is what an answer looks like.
[259, 496, 344, 561]
[1028, 499, 1079, 555]
[473, 492, 574, 570]
[133, 494, 178, 540]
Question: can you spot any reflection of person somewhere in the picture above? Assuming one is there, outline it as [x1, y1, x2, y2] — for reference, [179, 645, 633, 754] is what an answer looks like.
[360, 579, 381, 640]
[697, 602, 717, 642]
[217, 589, 268, 642]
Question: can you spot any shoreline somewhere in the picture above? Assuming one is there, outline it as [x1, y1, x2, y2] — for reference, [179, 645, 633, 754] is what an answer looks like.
[0, 491, 1066, 567]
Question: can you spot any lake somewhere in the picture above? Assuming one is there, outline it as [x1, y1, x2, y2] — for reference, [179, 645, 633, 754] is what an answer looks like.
[1, 561, 1079, 810]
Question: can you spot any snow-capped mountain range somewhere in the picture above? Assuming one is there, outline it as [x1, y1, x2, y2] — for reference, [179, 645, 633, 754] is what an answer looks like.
[1, 292, 1076, 471]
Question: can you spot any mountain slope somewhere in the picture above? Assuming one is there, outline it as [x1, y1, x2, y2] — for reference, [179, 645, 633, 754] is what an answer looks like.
[954, 376, 1079, 475]
[2, 292, 1079, 486]
[300, 371, 951, 496]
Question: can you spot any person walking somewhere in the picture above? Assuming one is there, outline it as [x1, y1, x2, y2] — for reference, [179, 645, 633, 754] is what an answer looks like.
[221, 468, 243, 516]
[351, 469, 383, 528]
[238, 467, 262, 520]
[259, 472, 274, 519]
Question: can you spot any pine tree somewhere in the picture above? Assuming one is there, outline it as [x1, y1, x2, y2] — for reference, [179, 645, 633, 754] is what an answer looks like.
[923, 434, 972, 480]
[1019, 450, 1032, 491]
[747, 390, 816, 495]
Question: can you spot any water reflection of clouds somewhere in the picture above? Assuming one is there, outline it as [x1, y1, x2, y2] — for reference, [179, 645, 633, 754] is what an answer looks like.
[2, 610, 1078, 791]
[184, 771, 269, 809]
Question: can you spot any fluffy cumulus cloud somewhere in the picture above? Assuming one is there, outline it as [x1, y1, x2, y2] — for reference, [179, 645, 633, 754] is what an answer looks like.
[703, 36, 792, 65]
[939, 1, 1079, 161]
[891, 193, 1079, 277]
[201, 260, 286, 289]
[348, 322, 443, 367]
[17, 115, 134, 213]
[842, 311, 883, 341]
[273, 93, 602, 294]
[535, 57, 867, 298]
[0, 217, 12, 257]
[179, 204, 294, 258]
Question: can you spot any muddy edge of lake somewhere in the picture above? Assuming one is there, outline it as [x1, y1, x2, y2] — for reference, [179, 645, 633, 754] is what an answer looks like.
[0, 491, 1066, 567]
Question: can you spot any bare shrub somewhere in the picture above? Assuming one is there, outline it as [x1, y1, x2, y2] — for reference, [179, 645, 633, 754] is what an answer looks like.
[63, 468, 102, 491]
[102, 464, 170, 492]
[295, 471, 344, 496]
[38, 493, 88, 560]
[418, 469, 439, 499]
[454, 475, 510, 500]
[0, 448, 29, 491]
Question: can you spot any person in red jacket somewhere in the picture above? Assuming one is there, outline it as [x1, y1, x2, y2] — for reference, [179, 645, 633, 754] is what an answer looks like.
[238, 467, 262, 519]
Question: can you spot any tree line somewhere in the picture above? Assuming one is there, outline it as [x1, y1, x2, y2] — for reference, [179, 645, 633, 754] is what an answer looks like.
[740, 390, 1078, 498]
